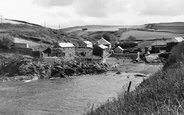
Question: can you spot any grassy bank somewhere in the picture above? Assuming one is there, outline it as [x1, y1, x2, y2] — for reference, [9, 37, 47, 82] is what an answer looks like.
[85, 42, 184, 115]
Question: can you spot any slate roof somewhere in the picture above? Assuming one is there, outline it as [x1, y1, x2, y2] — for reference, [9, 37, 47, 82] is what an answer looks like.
[97, 37, 111, 45]
[98, 44, 108, 49]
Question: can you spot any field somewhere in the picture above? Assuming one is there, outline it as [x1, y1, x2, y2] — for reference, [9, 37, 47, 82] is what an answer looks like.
[61, 25, 144, 33]
[147, 22, 184, 34]
[13, 38, 40, 46]
[120, 30, 184, 40]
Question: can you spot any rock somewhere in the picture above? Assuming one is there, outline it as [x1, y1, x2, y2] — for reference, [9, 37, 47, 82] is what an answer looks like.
[116, 71, 121, 74]
[134, 73, 147, 78]
[3, 77, 10, 82]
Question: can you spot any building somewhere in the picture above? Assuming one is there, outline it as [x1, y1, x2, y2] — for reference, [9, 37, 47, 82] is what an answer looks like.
[135, 39, 169, 53]
[114, 46, 124, 53]
[135, 41, 155, 53]
[97, 37, 111, 49]
[83, 41, 93, 48]
[71, 40, 86, 48]
[14, 43, 29, 48]
[93, 44, 109, 57]
[53, 43, 75, 59]
[169, 37, 184, 42]
[43, 42, 75, 60]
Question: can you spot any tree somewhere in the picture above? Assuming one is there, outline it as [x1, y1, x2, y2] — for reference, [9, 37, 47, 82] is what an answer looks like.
[103, 33, 111, 42]
[0, 35, 14, 49]
[127, 35, 136, 41]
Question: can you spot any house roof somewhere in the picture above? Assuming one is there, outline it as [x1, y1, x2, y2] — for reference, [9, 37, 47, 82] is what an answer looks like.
[54, 42, 75, 48]
[152, 40, 168, 46]
[98, 44, 108, 49]
[115, 46, 124, 51]
[136, 41, 155, 48]
[71, 40, 86, 47]
[114, 46, 124, 53]
[83, 41, 92, 44]
[170, 37, 184, 42]
[43, 47, 52, 53]
[97, 37, 111, 45]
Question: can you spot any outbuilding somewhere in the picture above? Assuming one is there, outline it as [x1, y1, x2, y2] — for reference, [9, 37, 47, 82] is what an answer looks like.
[93, 44, 109, 57]
[114, 46, 124, 53]
[83, 41, 93, 48]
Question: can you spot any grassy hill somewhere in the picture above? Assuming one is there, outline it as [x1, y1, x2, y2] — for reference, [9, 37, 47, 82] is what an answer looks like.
[120, 30, 184, 40]
[119, 22, 184, 40]
[1, 19, 184, 49]
[0, 19, 67, 45]
[146, 22, 184, 34]
[61, 25, 144, 33]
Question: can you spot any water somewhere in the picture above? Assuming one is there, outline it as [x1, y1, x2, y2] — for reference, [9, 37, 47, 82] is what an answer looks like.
[0, 72, 142, 115]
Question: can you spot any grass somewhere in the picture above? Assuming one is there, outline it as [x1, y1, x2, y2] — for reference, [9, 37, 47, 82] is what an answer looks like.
[120, 30, 184, 40]
[85, 42, 184, 115]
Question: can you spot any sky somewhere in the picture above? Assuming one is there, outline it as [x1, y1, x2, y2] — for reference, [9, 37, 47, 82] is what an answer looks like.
[1, 0, 184, 28]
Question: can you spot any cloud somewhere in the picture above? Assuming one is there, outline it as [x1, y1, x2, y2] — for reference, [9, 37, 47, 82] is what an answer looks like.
[136, 0, 184, 16]
[33, 0, 74, 7]
[74, 0, 108, 18]
[1, 0, 184, 28]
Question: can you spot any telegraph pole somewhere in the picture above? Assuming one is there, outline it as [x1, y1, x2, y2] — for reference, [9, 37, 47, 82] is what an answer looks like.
[1, 15, 2, 24]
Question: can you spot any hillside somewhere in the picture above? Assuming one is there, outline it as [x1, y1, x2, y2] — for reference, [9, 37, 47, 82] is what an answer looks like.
[0, 19, 66, 45]
[120, 30, 184, 40]
[146, 22, 184, 34]
[119, 22, 184, 40]
[1, 19, 184, 48]
[0, 19, 123, 47]
[61, 25, 144, 33]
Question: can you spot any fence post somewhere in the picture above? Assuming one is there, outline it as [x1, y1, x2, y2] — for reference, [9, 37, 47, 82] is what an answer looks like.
[127, 81, 132, 92]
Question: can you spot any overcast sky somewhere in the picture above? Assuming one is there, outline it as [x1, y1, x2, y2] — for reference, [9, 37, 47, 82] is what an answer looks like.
[1, 0, 184, 28]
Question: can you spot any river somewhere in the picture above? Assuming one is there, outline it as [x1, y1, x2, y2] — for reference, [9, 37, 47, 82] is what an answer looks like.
[0, 72, 143, 115]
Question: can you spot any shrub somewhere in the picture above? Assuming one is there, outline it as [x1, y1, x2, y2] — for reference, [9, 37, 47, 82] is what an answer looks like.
[164, 41, 184, 68]
[0, 35, 14, 49]
[127, 35, 136, 41]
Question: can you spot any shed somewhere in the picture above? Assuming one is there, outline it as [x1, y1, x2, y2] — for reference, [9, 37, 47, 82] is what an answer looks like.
[14, 43, 29, 48]
[114, 46, 124, 53]
[93, 44, 108, 57]
[97, 37, 111, 49]
[83, 41, 93, 48]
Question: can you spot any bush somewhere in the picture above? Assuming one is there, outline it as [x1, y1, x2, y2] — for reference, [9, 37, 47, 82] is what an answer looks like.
[127, 35, 136, 41]
[0, 35, 14, 49]
[164, 41, 184, 68]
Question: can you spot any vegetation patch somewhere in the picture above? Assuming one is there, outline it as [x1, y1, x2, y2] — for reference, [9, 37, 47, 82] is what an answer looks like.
[85, 41, 184, 115]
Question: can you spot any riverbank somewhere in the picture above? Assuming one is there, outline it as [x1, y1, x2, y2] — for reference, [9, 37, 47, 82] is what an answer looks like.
[0, 64, 161, 115]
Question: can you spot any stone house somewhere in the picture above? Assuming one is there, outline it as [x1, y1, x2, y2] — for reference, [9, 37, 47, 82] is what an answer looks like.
[43, 42, 75, 60]
[97, 37, 111, 49]
[93, 44, 109, 57]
